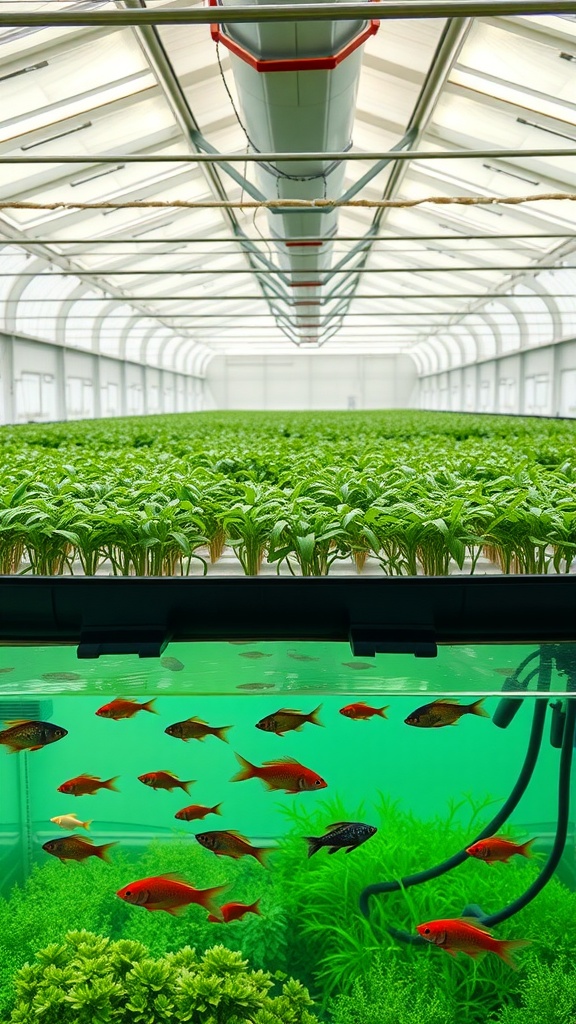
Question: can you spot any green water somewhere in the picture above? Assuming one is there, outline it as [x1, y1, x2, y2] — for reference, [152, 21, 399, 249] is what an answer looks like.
[1, 642, 576, 1023]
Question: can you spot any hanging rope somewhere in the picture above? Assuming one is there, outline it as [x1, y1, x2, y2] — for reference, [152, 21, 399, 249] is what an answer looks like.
[2, 191, 576, 211]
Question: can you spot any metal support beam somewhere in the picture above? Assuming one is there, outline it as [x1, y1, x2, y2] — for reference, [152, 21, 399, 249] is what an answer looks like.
[0, 147, 574, 163]
[2, 3, 576, 26]
[124, 0, 279, 321]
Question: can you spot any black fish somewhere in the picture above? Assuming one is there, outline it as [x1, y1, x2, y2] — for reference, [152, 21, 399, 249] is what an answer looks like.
[0, 719, 68, 753]
[304, 821, 377, 857]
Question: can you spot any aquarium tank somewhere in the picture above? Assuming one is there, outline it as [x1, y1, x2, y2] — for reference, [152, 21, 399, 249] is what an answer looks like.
[1, 631, 576, 1024]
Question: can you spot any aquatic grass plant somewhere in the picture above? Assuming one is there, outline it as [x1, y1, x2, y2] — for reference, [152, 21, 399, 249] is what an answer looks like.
[272, 793, 576, 1021]
[0, 410, 575, 576]
[8, 930, 320, 1024]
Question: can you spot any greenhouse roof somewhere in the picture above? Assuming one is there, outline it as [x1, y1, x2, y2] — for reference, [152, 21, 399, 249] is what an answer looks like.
[0, 1, 575, 372]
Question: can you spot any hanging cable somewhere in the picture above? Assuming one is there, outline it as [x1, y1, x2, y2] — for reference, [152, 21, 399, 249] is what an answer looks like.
[359, 647, 552, 942]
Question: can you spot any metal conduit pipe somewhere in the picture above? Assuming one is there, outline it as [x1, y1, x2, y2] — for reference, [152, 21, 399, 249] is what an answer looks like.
[3, 3, 576, 26]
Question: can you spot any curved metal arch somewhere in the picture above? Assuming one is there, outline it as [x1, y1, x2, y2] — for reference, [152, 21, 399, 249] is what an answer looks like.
[512, 278, 559, 346]
[179, 340, 202, 376]
[141, 325, 171, 367]
[407, 347, 426, 376]
[435, 331, 462, 370]
[197, 350, 214, 377]
[450, 323, 477, 364]
[468, 310, 502, 360]
[96, 302, 138, 359]
[138, 324, 163, 367]
[458, 319, 484, 365]
[427, 333, 455, 372]
[174, 338, 198, 374]
[536, 269, 576, 339]
[93, 300, 123, 358]
[461, 313, 498, 362]
[4, 257, 62, 336]
[60, 282, 100, 350]
[155, 325, 185, 367]
[0, 248, 34, 331]
[120, 315, 144, 362]
[159, 334, 186, 370]
[415, 339, 441, 377]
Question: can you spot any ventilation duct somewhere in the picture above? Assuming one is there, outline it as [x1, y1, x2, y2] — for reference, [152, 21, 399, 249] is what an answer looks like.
[211, 0, 378, 345]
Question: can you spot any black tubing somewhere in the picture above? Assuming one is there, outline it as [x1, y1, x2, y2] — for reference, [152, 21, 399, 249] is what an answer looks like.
[359, 648, 552, 935]
[480, 694, 575, 927]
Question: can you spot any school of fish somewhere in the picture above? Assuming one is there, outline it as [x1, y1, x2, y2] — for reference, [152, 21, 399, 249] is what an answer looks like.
[0, 679, 531, 962]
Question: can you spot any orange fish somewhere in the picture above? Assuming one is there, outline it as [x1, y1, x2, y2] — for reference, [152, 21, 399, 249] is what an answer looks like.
[466, 836, 537, 864]
[339, 702, 389, 721]
[195, 829, 273, 865]
[95, 698, 158, 720]
[164, 717, 232, 743]
[175, 803, 223, 822]
[255, 705, 323, 736]
[57, 774, 120, 796]
[138, 771, 195, 793]
[231, 753, 327, 794]
[207, 899, 261, 923]
[405, 698, 489, 728]
[42, 835, 116, 863]
[116, 873, 228, 918]
[0, 719, 67, 753]
[416, 918, 530, 968]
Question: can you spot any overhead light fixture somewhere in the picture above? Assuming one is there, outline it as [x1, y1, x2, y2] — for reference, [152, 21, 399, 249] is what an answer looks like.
[71, 164, 125, 187]
[559, 52, 576, 62]
[21, 122, 92, 151]
[516, 116, 576, 143]
[482, 163, 540, 186]
[437, 222, 469, 235]
[0, 60, 48, 83]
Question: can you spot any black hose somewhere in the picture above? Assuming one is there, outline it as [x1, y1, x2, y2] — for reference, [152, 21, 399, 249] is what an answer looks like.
[359, 648, 552, 938]
[480, 693, 575, 927]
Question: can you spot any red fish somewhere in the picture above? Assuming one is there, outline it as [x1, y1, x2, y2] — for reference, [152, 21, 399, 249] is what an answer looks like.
[116, 873, 228, 918]
[0, 719, 67, 753]
[466, 836, 537, 864]
[164, 717, 232, 743]
[416, 918, 530, 968]
[42, 835, 116, 863]
[138, 771, 195, 793]
[255, 705, 323, 736]
[405, 698, 489, 728]
[175, 803, 223, 822]
[57, 774, 120, 796]
[339, 702, 389, 721]
[95, 698, 158, 720]
[207, 899, 261, 923]
[231, 753, 327, 794]
[195, 829, 273, 865]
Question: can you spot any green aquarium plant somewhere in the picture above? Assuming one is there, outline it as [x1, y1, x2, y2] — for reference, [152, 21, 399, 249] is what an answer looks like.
[8, 931, 321, 1024]
[0, 839, 289, 1019]
[271, 793, 576, 1020]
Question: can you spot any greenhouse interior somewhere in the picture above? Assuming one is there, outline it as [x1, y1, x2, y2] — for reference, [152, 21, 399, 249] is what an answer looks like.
[1, 4, 576, 1024]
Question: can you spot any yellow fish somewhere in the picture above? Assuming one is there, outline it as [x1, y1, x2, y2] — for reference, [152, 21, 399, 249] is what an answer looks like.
[50, 813, 92, 831]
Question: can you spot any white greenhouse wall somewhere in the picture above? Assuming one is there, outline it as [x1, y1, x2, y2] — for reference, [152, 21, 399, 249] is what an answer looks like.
[0, 334, 206, 425]
[205, 354, 419, 410]
[419, 338, 576, 418]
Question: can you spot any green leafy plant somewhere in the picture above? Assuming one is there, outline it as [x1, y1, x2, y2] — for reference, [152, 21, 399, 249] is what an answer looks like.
[0, 410, 575, 577]
[8, 931, 321, 1024]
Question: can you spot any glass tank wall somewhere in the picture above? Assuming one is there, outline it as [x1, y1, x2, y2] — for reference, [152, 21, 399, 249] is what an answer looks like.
[0, 641, 575, 1024]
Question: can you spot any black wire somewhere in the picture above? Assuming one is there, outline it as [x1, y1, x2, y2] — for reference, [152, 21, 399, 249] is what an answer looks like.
[359, 649, 552, 941]
[481, 688, 575, 927]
